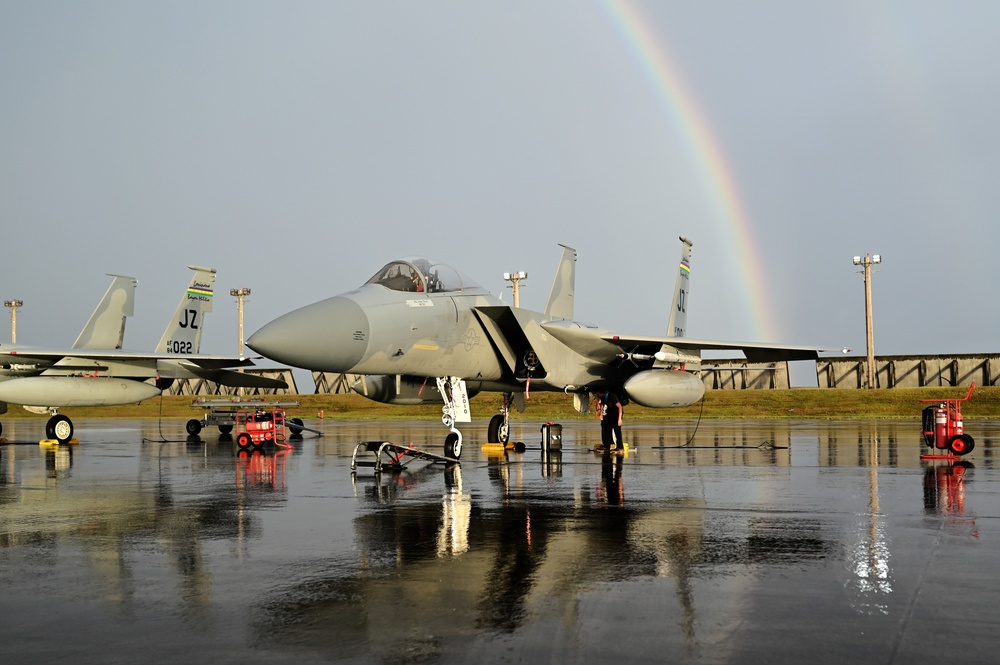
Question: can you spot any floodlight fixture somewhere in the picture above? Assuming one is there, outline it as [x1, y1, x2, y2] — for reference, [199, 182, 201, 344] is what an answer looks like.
[502, 271, 528, 308]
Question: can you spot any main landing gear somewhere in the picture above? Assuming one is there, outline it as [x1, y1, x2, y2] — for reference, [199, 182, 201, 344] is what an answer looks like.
[488, 392, 513, 445]
[45, 412, 74, 443]
[47, 414, 73, 443]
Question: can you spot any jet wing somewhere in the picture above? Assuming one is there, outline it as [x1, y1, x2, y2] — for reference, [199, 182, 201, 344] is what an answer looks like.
[170, 363, 288, 389]
[601, 335, 824, 363]
[9, 350, 286, 388]
[4, 349, 257, 367]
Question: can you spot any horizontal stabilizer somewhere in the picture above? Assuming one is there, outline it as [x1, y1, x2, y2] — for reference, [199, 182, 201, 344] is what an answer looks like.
[181, 366, 288, 389]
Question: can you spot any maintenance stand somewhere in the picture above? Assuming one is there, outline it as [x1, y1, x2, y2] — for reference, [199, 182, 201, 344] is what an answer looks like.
[188, 397, 308, 437]
[351, 441, 459, 474]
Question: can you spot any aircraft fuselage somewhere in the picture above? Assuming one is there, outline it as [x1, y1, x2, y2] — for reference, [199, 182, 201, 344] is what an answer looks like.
[249, 286, 510, 381]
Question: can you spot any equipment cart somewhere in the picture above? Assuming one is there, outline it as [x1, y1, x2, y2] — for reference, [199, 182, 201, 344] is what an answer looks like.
[920, 383, 976, 458]
[234, 406, 290, 449]
[188, 397, 307, 437]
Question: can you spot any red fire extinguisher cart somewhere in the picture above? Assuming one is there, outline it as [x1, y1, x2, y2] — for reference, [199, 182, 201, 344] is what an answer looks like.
[920, 383, 975, 459]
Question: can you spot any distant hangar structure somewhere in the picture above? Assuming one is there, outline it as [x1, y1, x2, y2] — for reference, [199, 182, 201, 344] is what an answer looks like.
[166, 355, 1000, 397]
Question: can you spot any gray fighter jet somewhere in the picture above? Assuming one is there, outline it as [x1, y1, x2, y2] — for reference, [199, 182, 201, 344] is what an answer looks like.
[0, 266, 285, 442]
[247, 237, 821, 458]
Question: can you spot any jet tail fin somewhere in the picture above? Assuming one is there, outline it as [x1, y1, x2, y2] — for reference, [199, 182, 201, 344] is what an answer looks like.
[667, 236, 693, 338]
[543, 244, 577, 320]
[155, 265, 216, 354]
[72, 274, 138, 350]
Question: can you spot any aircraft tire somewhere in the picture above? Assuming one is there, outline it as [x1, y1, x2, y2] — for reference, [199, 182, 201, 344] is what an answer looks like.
[488, 414, 509, 444]
[218, 424, 233, 435]
[237, 433, 254, 449]
[47, 415, 74, 443]
[948, 434, 975, 456]
[444, 432, 462, 459]
[186, 419, 202, 436]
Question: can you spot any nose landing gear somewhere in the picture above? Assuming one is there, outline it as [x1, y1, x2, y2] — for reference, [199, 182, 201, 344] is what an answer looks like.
[437, 377, 471, 459]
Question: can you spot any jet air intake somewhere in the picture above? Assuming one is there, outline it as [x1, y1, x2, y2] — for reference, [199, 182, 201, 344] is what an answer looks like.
[353, 374, 481, 405]
[622, 370, 705, 408]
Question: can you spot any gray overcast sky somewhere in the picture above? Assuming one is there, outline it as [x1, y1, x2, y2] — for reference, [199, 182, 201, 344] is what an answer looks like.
[2, 1, 998, 384]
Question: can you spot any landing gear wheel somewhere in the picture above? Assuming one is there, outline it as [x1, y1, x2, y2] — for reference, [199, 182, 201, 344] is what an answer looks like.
[488, 414, 509, 444]
[288, 417, 304, 437]
[186, 419, 202, 436]
[237, 433, 254, 449]
[444, 432, 462, 459]
[948, 434, 975, 456]
[47, 415, 73, 443]
[218, 424, 233, 435]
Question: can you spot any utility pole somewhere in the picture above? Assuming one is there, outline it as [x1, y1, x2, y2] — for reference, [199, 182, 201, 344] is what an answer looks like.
[4, 299, 22, 343]
[852, 254, 881, 389]
[502, 271, 527, 308]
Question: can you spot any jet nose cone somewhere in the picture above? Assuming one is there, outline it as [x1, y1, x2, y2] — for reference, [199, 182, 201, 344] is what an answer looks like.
[247, 296, 369, 372]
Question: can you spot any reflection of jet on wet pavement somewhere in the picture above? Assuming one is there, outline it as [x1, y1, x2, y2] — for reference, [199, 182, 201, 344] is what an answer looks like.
[0, 441, 291, 621]
[258, 463, 835, 661]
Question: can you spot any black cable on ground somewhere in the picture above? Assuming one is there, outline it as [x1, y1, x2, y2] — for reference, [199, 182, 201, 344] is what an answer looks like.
[141, 392, 189, 443]
[646, 395, 788, 449]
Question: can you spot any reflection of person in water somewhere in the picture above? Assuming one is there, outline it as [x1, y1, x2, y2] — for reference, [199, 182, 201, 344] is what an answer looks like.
[601, 453, 623, 505]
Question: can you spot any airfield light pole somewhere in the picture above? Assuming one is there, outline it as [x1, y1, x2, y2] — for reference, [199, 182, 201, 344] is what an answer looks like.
[231, 288, 250, 396]
[230, 288, 251, 356]
[4, 299, 22, 343]
[852, 254, 881, 389]
[503, 271, 527, 308]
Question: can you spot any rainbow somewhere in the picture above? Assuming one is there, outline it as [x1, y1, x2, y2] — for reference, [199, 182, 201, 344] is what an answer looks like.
[599, 0, 778, 341]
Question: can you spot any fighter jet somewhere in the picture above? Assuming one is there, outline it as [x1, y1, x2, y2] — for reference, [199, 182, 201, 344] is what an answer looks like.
[247, 237, 822, 458]
[0, 266, 286, 442]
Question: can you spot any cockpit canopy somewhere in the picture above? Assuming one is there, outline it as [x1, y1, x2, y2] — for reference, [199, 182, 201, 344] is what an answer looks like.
[364, 257, 477, 294]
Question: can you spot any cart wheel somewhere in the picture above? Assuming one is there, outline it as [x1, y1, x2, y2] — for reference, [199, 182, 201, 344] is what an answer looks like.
[488, 414, 509, 444]
[444, 432, 462, 459]
[218, 424, 233, 434]
[237, 433, 253, 449]
[186, 419, 202, 436]
[288, 417, 304, 437]
[948, 434, 975, 456]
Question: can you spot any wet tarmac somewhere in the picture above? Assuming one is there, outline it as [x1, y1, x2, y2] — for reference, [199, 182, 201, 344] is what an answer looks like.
[2, 416, 1000, 664]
